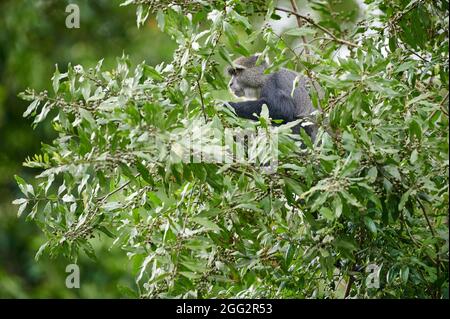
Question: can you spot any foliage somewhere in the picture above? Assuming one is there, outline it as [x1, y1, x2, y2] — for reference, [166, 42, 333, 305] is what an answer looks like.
[14, 0, 449, 298]
[0, 0, 175, 298]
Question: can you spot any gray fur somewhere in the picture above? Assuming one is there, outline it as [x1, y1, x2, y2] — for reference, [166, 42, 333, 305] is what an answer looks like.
[226, 55, 322, 141]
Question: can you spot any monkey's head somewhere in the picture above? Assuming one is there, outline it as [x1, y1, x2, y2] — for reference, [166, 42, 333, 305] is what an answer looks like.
[226, 55, 268, 98]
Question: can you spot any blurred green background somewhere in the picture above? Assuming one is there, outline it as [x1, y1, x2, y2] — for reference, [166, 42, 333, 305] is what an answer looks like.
[0, 0, 359, 298]
[0, 0, 176, 298]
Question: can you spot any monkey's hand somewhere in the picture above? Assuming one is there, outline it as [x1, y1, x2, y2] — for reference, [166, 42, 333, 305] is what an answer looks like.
[223, 101, 242, 110]
[217, 101, 239, 118]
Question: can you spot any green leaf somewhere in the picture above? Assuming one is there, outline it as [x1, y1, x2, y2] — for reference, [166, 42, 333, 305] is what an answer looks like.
[23, 99, 40, 118]
[284, 27, 315, 37]
[333, 195, 343, 218]
[181, 259, 207, 272]
[136, 162, 154, 185]
[179, 271, 201, 280]
[12, 198, 27, 205]
[400, 267, 410, 284]
[320, 206, 334, 221]
[395, 61, 417, 73]
[98, 226, 115, 238]
[33, 102, 51, 124]
[398, 189, 412, 211]
[235, 203, 263, 213]
[363, 216, 377, 235]
[270, 13, 282, 20]
[35, 242, 49, 261]
[230, 11, 251, 30]
[409, 120, 422, 140]
[367, 166, 378, 183]
[410, 149, 419, 164]
[284, 177, 303, 196]
[340, 190, 362, 208]
[311, 192, 329, 212]
[79, 108, 96, 127]
[143, 65, 163, 81]
[285, 244, 296, 267]
[15, 175, 32, 197]
[384, 165, 401, 180]
[156, 9, 165, 30]
[192, 217, 221, 232]
[51, 64, 67, 93]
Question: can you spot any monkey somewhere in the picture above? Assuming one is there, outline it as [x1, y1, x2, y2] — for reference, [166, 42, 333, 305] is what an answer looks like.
[225, 54, 322, 141]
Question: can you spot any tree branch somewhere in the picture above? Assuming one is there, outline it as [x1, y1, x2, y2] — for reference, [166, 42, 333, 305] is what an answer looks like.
[289, 0, 309, 57]
[98, 173, 141, 203]
[440, 91, 449, 116]
[344, 275, 354, 298]
[196, 78, 207, 122]
[417, 198, 436, 237]
[275, 6, 359, 48]
[428, 91, 449, 121]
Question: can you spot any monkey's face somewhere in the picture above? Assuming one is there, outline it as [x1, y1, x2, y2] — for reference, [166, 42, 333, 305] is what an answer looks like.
[228, 67, 251, 97]
[228, 68, 246, 97]
[226, 58, 266, 99]
[229, 77, 246, 97]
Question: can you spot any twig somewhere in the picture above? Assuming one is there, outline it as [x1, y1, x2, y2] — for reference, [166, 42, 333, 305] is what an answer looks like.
[417, 198, 436, 237]
[440, 91, 449, 116]
[404, 46, 431, 63]
[344, 275, 354, 298]
[289, 0, 310, 57]
[275, 7, 359, 48]
[98, 173, 141, 202]
[196, 78, 207, 122]
[417, 197, 443, 297]
[428, 91, 449, 121]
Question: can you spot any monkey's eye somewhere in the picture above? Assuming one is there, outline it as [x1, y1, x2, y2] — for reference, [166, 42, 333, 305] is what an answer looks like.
[227, 67, 237, 76]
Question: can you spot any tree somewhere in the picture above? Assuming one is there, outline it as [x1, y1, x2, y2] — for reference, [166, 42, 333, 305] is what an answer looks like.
[14, 0, 449, 298]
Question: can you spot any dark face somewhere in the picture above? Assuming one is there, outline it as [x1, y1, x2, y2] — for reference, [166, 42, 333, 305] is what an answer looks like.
[227, 67, 246, 97]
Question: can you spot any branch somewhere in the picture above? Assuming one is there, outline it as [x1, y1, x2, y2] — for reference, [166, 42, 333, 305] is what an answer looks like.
[289, 0, 309, 57]
[98, 173, 141, 203]
[344, 275, 354, 298]
[417, 198, 436, 237]
[417, 197, 443, 295]
[275, 7, 359, 48]
[440, 91, 449, 116]
[428, 91, 449, 120]
[196, 78, 207, 122]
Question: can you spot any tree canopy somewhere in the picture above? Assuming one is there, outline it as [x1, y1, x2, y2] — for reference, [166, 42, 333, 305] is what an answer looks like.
[14, 0, 449, 298]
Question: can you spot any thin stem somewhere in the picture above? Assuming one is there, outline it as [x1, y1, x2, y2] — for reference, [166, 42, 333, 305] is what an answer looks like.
[196, 78, 207, 122]
[427, 91, 449, 121]
[417, 198, 436, 237]
[440, 91, 449, 116]
[98, 173, 141, 203]
[344, 275, 354, 298]
[289, 0, 310, 57]
[275, 7, 359, 48]
[417, 197, 443, 297]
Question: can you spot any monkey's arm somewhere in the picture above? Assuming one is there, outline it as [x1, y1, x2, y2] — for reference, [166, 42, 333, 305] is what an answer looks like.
[226, 91, 298, 122]
[227, 99, 268, 121]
